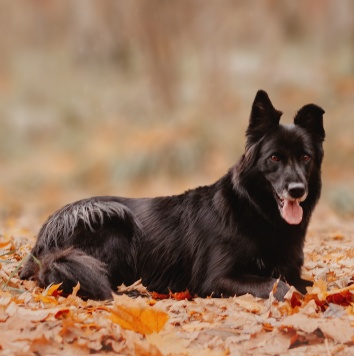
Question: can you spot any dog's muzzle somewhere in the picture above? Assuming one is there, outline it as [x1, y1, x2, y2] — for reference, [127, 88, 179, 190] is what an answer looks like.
[275, 183, 308, 225]
[287, 182, 307, 201]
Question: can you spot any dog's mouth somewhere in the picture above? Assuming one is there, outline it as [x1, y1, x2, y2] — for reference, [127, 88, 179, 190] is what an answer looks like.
[274, 192, 303, 225]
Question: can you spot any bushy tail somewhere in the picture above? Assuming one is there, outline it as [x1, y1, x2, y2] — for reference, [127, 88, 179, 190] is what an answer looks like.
[19, 197, 142, 300]
[32, 248, 113, 300]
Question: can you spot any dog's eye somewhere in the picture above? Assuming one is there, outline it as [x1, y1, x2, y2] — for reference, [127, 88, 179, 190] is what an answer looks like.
[301, 154, 311, 162]
[270, 155, 280, 162]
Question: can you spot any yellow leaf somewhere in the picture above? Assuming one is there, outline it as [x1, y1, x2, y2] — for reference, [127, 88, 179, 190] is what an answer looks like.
[35, 294, 59, 305]
[45, 283, 63, 297]
[71, 282, 80, 297]
[326, 283, 354, 296]
[307, 279, 328, 300]
[34, 283, 63, 304]
[109, 305, 168, 335]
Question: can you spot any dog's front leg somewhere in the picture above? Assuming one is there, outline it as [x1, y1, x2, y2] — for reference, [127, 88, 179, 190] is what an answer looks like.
[283, 268, 313, 295]
[287, 276, 313, 295]
[203, 275, 290, 301]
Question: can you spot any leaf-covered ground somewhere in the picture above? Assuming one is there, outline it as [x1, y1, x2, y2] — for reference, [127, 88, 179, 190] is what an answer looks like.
[0, 206, 354, 355]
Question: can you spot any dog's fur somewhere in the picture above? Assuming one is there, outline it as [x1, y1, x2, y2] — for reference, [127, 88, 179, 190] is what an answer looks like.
[20, 90, 325, 301]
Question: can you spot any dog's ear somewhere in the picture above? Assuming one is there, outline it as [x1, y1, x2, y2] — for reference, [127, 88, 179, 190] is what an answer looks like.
[246, 90, 282, 147]
[294, 104, 325, 141]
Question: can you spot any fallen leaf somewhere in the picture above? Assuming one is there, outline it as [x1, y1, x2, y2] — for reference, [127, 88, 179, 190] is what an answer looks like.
[45, 283, 63, 297]
[0, 241, 11, 249]
[323, 303, 345, 318]
[257, 329, 291, 354]
[146, 332, 190, 355]
[109, 305, 168, 334]
[150, 292, 170, 300]
[262, 322, 274, 332]
[308, 279, 328, 300]
[233, 295, 262, 314]
[279, 313, 320, 334]
[150, 290, 193, 300]
[55, 309, 70, 319]
[319, 318, 354, 344]
[326, 284, 354, 306]
[117, 279, 149, 295]
[182, 321, 215, 332]
[34, 283, 63, 304]
[34, 294, 59, 305]
[286, 288, 303, 309]
[71, 282, 80, 297]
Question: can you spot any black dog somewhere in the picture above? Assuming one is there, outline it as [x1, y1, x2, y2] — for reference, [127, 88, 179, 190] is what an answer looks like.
[20, 90, 325, 301]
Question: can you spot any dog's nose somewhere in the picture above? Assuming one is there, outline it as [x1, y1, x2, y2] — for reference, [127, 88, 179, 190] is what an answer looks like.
[288, 183, 306, 199]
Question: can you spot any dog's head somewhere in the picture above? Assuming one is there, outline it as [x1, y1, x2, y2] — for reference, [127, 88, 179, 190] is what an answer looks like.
[241, 90, 325, 225]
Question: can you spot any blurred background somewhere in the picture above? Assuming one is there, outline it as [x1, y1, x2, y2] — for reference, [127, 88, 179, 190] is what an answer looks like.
[0, 0, 354, 231]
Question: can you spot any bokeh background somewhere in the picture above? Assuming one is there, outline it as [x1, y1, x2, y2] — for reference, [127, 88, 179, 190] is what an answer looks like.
[0, 0, 354, 230]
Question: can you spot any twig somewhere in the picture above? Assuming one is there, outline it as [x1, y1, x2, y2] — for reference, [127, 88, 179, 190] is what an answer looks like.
[325, 338, 331, 356]
[2, 254, 29, 290]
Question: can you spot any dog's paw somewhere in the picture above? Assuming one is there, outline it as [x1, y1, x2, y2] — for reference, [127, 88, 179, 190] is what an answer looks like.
[294, 278, 313, 295]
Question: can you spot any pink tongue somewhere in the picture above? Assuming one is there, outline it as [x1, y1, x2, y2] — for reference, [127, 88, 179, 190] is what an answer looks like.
[282, 200, 303, 225]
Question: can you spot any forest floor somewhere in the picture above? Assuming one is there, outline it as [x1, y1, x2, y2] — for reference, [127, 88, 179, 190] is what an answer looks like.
[0, 204, 353, 355]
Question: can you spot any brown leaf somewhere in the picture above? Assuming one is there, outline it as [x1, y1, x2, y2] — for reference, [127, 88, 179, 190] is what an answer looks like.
[279, 313, 320, 334]
[257, 329, 291, 354]
[319, 318, 354, 344]
[146, 332, 190, 355]
[233, 295, 262, 314]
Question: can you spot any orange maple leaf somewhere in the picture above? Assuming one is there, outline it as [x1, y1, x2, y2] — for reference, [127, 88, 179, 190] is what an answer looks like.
[109, 305, 168, 334]
[150, 292, 170, 300]
[171, 291, 193, 300]
[54, 308, 70, 319]
[150, 290, 193, 300]
[285, 282, 354, 313]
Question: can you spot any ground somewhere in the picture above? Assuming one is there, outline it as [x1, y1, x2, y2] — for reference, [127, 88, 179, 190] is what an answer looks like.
[0, 204, 353, 356]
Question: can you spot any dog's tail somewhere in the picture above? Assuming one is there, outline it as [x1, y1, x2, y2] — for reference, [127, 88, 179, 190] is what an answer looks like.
[36, 248, 113, 300]
[20, 197, 142, 300]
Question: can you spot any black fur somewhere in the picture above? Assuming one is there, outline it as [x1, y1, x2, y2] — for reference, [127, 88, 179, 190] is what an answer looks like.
[20, 90, 325, 301]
